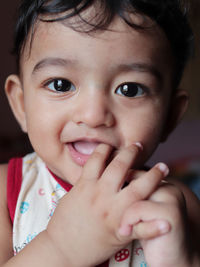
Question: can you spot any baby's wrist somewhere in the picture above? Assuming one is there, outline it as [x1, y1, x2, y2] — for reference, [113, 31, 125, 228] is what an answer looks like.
[39, 230, 70, 266]
[44, 229, 92, 267]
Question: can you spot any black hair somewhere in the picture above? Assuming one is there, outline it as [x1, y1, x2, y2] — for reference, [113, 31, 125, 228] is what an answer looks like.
[13, 0, 194, 87]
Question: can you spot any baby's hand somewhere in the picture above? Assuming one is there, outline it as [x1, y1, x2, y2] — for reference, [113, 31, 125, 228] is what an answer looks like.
[45, 143, 169, 266]
[119, 182, 196, 267]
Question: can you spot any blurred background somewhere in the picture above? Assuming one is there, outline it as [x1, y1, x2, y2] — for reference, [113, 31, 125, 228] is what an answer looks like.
[0, 0, 200, 196]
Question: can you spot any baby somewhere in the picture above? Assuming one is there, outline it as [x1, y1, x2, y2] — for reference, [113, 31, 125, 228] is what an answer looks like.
[0, 0, 199, 266]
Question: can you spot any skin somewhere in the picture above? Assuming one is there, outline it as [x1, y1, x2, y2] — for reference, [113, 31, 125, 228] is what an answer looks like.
[5, 18, 185, 183]
[0, 15, 199, 266]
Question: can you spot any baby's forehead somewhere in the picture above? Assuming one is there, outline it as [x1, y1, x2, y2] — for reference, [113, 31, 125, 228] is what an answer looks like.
[22, 16, 172, 65]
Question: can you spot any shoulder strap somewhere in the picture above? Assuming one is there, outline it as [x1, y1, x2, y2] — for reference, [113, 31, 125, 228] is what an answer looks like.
[7, 157, 23, 224]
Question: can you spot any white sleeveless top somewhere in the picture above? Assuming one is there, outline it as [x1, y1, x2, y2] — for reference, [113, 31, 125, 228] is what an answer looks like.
[9, 152, 147, 266]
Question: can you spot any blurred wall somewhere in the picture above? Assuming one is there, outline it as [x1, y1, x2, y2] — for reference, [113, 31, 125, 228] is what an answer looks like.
[148, 0, 200, 166]
[0, 0, 31, 162]
[0, 0, 200, 163]
[0, 0, 20, 137]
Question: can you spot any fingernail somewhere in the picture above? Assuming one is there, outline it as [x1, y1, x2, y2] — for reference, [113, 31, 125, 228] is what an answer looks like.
[156, 162, 169, 176]
[134, 142, 143, 151]
[118, 224, 132, 236]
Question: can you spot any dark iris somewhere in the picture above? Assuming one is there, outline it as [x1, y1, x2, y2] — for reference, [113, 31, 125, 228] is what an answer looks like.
[117, 83, 143, 97]
[54, 79, 72, 92]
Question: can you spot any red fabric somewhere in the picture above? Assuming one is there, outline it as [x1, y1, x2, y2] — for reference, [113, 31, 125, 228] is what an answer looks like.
[7, 157, 23, 224]
[48, 168, 73, 192]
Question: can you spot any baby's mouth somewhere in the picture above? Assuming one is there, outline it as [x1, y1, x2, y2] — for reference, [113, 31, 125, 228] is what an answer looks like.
[67, 140, 100, 166]
[73, 141, 100, 155]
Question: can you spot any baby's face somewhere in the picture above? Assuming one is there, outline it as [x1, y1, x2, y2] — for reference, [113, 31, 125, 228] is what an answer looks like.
[18, 16, 175, 184]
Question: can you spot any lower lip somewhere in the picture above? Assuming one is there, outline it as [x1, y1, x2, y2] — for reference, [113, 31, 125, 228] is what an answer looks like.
[67, 143, 90, 166]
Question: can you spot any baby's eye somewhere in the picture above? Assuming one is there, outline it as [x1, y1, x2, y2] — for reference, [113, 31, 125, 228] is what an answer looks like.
[115, 83, 146, 98]
[45, 79, 76, 93]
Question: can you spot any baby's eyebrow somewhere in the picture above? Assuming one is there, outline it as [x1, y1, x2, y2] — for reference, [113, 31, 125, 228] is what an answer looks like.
[32, 57, 77, 74]
[115, 63, 163, 84]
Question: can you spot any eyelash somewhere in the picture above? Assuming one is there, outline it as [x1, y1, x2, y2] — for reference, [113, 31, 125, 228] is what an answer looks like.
[43, 78, 148, 98]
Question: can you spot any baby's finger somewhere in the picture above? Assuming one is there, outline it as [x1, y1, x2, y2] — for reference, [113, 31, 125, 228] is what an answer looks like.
[126, 169, 146, 183]
[82, 144, 113, 180]
[118, 201, 171, 240]
[121, 162, 169, 202]
[132, 220, 170, 240]
[100, 143, 142, 192]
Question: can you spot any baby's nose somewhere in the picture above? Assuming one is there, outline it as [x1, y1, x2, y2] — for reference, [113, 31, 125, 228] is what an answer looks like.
[72, 90, 115, 128]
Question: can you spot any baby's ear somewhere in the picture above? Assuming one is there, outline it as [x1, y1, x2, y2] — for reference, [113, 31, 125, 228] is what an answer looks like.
[161, 89, 189, 142]
[5, 74, 27, 133]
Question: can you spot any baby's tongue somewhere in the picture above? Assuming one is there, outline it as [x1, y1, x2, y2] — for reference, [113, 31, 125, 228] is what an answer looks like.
[73, 141, 99, 155]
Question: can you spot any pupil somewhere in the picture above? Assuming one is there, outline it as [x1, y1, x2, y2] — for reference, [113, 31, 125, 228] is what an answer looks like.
[122, 84, 137, 97]
[55, 80, 69, 91]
